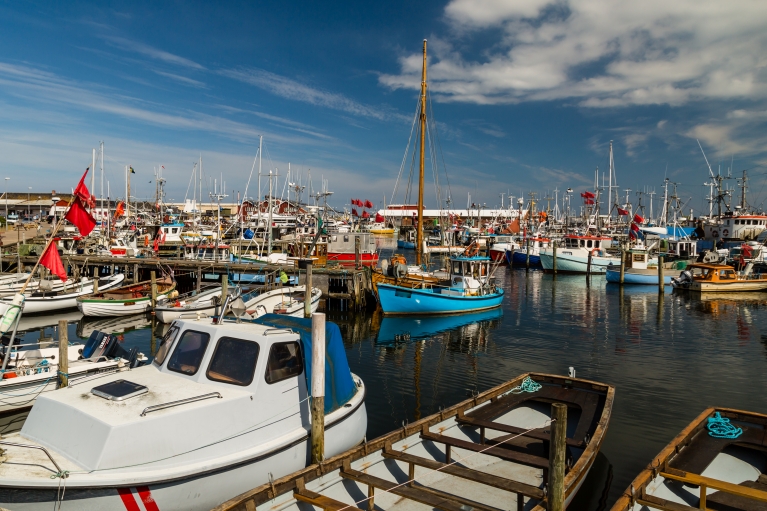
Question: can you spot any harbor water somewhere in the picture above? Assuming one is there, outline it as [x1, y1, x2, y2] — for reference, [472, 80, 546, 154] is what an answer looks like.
[10, 267, 767, 509]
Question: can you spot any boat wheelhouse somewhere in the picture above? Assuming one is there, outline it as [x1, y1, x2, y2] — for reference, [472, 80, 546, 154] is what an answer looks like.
[327, 232, 378, 266]
[705, 213, 767, 241]
[0, 314, 366, 511]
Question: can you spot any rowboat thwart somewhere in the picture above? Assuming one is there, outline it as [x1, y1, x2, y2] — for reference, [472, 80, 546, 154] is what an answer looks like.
[611, 407, 767, 511]
[215, 372, 615, 511]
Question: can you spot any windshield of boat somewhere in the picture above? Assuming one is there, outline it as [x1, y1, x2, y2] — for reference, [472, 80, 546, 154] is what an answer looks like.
[207, 337, 260, 386]
[153, 325, 179, 366]
[167, 330, 211, 375]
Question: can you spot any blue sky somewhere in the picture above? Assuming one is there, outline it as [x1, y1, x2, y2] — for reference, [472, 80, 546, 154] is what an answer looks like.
[1, 0, 766, 215]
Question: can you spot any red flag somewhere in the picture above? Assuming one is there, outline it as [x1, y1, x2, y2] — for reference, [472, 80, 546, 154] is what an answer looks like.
[742, 244, 753, 258]
[153, 236, 160, 251]
[581, 191, 595, 199]
[362, 210, 370, 218]
[74, 168, 91, 202]
[633, 213, 644, 224]
[114, 201, 125, 218]
[364, 200, 374, 209]
[617, 208, 629, 216]
[40, 243, 67, 282]
[629, 230, 636, 240]
[630, 223, 640, 232]
[375, 213, 384, 222]
[65, 197, 97, 236]
[584, 199, 595, 205]
[352, 208, 359, 217]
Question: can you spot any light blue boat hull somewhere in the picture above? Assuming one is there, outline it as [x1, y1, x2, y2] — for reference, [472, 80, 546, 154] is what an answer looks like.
[605, 268, 673, 285]
[377, 283, 504, 315]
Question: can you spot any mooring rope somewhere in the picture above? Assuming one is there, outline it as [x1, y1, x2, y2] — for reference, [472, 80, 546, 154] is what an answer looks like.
[508, 376, 542, 394]
[707, 411, 742, 439]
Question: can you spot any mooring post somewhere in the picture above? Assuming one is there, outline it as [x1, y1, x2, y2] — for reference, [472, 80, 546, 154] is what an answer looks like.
[311, 312, 326, 464]
[658, 255, 664, 293]
[196, 267, 202, 293]
[355, 236, 361, 269]
[586, 252, 592, 285]
[221, 274, 228, 303]
[548, 403, 567, 511]
[525, 238, 530, 270]
[304, 260, 313, 319]
[133, 263, 139, 284]
[93, 272, 99, 295]
[552, 240, 557, 274]
[150, 270, 157, 309]
[619, 247, 626, 285]
[58, 320, 68, 388]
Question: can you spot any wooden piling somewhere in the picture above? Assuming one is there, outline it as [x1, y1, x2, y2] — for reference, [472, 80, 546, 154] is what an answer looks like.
[196, 268, 202, 293]
[311, 312, 326, 464]
[552, 241, 557, 274]
[93, 274, 99, 295]
[354, 237, 361, 269]
[150, 271, 157, 309]
[304, 260, 313, 319]
[525, 238, 530, 270]
[57, 320, 68, 388]
[222, 274, 228, 301]
[548, 402, 567, 511]
[619, 248, 625, 285]
[658, 255, 664, 293]
[586, 252, 592, 285]
[133, 263, 139, 284]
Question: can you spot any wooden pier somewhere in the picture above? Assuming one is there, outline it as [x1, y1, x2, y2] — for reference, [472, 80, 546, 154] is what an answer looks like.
[9, 254, 376, 311]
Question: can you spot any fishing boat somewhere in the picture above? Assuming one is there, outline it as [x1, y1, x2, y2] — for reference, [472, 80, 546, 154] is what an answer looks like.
[488, 235, 519, 264]
[671, 263, 767, 292]
[397, 227, 417, 249]
[154, 286, 223, 323]
[242, 285, 321, 317]
[364, 221, 395, 235]
[328, 232, 379, 266]
[215, 371, 615, 511]
[605, 247, 683, 285]
[76, 278, 177, 317]
[507, 237, 550, 267]
[0, 314, 366, 511]
[377, 254, 504, 315]
[0, 329, 147, 414]
[539, 235, 622, 274]
[0, 273, 125, 314]
[610, 407, 767, 511]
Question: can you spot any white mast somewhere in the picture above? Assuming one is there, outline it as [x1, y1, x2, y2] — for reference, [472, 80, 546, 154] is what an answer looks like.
[267, 169, 274, 256]
[607, 140, 614, 218]
[91, 149, 96, 194]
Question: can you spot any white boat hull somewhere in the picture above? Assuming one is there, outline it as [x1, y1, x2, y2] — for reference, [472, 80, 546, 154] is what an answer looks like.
[539, 251, 621, 273]
[244, 286, 322, 317]
[0, 275, 126, 314]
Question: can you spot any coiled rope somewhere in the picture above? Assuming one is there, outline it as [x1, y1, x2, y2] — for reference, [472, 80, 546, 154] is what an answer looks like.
[707, 412, 742, 439]
[508, 376, 542, 394]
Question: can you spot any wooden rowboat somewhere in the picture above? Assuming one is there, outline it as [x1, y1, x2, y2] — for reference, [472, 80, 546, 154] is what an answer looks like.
[611, 407, 767, 511]
[77, 278, 176, 317]
[214, 372, 614, 511]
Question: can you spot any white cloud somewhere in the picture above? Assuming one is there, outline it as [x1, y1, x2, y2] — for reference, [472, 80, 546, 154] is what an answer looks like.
[152, 70, 206, 88]
[102, 35, 205, 70]
[380, 0, 767, 107]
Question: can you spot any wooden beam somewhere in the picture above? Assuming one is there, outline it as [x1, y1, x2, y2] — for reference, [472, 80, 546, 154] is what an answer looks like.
[457, 410, 583, 447]
[294, 479, 358, 511]
[661, 468, 767, 503]
[636, 494, 699, 511]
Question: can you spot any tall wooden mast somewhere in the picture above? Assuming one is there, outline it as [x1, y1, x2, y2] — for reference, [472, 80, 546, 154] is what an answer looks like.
[416, 39, 427, 266]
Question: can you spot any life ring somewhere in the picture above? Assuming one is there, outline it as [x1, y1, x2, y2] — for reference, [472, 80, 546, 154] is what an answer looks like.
[712, 230, 719, 238]
[590, 248, 601, 258]
[722, 229, 729, 237]
[464, 242, 479, 257]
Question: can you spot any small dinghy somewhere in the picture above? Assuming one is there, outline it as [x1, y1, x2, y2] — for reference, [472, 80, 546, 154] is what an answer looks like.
[77, 278, 176, 317]
[155, 285, 224, 323]
[216, 372, 614, 511]
[0, 274, 125, 314]
[611, 407, 767, 511]
[0, 314, 366, 511]
[0, 329, 147, 414]
[243, 285, 322, 318]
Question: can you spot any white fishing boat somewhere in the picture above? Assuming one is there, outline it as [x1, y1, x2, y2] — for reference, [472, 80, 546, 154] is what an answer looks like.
[243, 285, 322, 317]
[77, 278, 177, 317]
[0, 330, 147, 414]
[0, 274, 125, 314]
[155, 286, 224, 323]
[539, 234, 623, 273]
[0, 314, 366, 511]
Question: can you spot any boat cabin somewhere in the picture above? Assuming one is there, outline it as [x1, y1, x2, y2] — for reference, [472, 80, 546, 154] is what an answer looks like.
[449, 255, 492, 291]
[19, 315, 362, 473]
[159, 222, 185, 243]
[183, 243, 231, 262]
[686, 263, 739, 282]
[562, 235, 611, 251]
[664, 239, 697, 259]
[626, 248, 650, 270]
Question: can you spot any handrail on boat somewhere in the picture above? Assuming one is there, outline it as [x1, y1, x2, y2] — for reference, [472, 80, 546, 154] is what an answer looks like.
[140, 392, 222, 417]
[262, 328, 294, 336]
[0, 441, 66, 477]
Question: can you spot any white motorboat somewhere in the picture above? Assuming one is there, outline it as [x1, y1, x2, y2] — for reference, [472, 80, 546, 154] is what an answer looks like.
[0, 330, 147, 414]
[155, 286, 223, 323]
[0, 274, 125, 314]
[0, 314, 367, 511]
[539, 234, 623, 273]
[77, 278, 177, 317]
[242, 285, 322, 317]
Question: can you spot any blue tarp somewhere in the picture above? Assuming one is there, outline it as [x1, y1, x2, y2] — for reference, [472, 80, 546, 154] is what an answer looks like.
[252, 314, 356, 414]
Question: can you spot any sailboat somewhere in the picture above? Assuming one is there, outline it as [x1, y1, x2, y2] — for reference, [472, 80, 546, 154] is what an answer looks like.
[374, 41, 504, 316]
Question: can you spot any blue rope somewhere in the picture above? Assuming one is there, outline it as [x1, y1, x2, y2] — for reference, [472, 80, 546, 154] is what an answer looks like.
[509, 376, 542, 394]
[707, 412, 742, 439]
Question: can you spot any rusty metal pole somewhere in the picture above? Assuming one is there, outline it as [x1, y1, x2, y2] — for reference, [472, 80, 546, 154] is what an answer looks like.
[311, 312, 326, 464]
[548, 403, 567, 511]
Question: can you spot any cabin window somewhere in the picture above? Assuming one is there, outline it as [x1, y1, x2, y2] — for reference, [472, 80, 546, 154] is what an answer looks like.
[207, 337, 260, 386]
[587, 240, 593, 248]
[265, 341, 303, 384]
[721, 270, 736, 280]
[453, 263, 462, 275]
[344, 235, 349, 242]
[154, 325, 180, 366]
[167, 330, 211, 376]
[172, 228, 179, 234]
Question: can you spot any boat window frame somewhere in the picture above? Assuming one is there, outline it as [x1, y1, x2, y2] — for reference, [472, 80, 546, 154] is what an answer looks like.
[206, 336, 260, 386]
[166, 329, 211, 376]
[264, 340, 304, 385]
[153, 324, 180, 366]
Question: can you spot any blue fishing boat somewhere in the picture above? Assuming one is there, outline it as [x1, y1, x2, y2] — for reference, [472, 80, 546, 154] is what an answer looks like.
[605, 247, 683, 285]
[377, 255, 504, 315]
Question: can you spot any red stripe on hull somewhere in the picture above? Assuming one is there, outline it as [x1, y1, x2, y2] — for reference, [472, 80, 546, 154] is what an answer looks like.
[117, 488, 141, 511]
[328, 252, 379, 267]
[137, 486, 161, 511]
